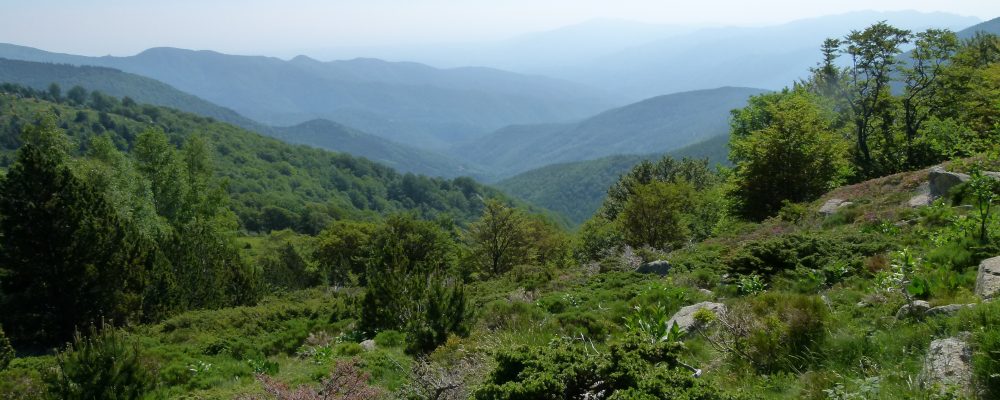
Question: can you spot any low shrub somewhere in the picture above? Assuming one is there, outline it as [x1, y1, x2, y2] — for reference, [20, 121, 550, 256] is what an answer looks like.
[45, 324, 154, 400]
[718, 292, 829, 373]
[373, 330, 405, 348]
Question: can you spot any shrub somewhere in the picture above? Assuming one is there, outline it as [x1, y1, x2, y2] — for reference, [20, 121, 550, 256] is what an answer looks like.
[0, 325, 12, 371]
[247, 358, 383, 400]
[45, 324, 154, 400]
[717, 292, 829, 373]
[474, 334, 737, 399]
[373, 330, 405, 348]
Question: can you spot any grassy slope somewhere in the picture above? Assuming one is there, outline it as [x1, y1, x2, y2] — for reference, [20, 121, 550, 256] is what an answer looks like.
[496, 134, 730, 226]
[6, 158, 997, 398]
[3, 155, 998, 398]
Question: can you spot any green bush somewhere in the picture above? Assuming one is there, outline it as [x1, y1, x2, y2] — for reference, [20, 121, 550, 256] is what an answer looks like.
[0, 325, 12, 371]
[45, 324, 154, 400]
[373, 330, 406, 348]
[474, 334, 738, 399]
[723, 292, 829, 373]
[959, 302, 1000, 397]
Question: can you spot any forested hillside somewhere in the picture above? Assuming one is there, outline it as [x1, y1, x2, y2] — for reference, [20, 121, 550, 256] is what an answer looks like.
[0, 59, 480, 178]
[0, 83, 510, 233]
[455, 87, 763, 178]
[497, 134, 730, 225]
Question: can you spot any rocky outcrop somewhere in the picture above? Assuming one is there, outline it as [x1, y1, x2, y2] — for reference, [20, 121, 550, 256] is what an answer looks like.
[635, 260, 671, 276]
[896, 300, 931, 319]
[360, 339, 376, 351]
[926, 304, 975, 317]
[664, 302, 725, 335]
[929, 166, 970, 198]
[819, 198, 852, 215]
[922, 336, 973, 393]
[976, 256, 1000, 300]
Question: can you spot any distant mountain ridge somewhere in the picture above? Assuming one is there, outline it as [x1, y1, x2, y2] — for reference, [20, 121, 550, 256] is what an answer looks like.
[454, 87, 765, 179]
[0, 58, 477, 177]
[0, 44, 616, 149]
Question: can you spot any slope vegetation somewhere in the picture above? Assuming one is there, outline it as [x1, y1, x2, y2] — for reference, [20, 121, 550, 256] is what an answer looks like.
[496, 134, 730, 225]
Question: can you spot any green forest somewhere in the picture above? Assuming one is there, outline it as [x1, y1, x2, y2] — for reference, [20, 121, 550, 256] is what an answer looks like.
[0, 22, 999, 400]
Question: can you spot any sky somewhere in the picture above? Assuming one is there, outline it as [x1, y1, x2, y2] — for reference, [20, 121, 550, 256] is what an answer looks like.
[1, 0, 996, 57]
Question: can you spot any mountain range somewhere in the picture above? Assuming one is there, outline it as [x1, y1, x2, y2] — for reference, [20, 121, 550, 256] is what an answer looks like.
[0, 44, 615, 149]
[453, 87, 765, 178]
[0, 58, 477, 178]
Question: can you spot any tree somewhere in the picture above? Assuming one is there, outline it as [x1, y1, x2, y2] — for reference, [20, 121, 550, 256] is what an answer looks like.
[467, 200, 531, 276]
[314, 220, 376, 285]
[0, 325, 13, 371]
[66, 85, 88, 105]
[0, 119, 147, 345]
[840, 22, 911, 178]
[729, 90, 851, 220]
[618, 181, 697, 249]
[47, 82, 61, 101]
[358, 215, 467, 354]
[601, 157, 717, 221]
[899, 29, 958, 167]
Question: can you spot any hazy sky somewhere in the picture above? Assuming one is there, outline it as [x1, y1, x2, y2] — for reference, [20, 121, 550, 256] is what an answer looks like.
[2, 0, 995, 57]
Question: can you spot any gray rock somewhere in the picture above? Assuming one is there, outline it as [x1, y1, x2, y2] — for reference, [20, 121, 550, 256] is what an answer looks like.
[635, 260, 671, 276]
[909, 187, 931, 207]
[975, 256, 1000, 300]
[360, 339, 376, 351]
[926, 304, 975, 317]
[922, 336, 973, 392]
[929, 166, 970, 198]
[896, 300, 931, 319]
[819, 198, 848, 215]
[697, 288, 714, 298]
[984, 171, 1000, 180]
[664, 302, 725, 336]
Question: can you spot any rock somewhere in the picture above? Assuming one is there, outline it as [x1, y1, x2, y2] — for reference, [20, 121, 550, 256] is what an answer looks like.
[926, 304, 975, 317]
[984, 171, 1000, 181]
[929, 166, 970, 198]
[907, 193, 931, 208]
[360, 339, 376, 351]
[819, 198, 848, 215]
[896, 300, 931, 319]
[664, 302, 725, 336]
[975, 256, 1000, 300]
[635, 260, 671, 276]
[922, 336, 973, 392]
[909, 182, 931, 207]
[698, 288, 714, 297]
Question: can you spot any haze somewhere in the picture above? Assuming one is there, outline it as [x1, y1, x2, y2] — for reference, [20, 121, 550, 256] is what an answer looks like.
[3, 0, 994, 58]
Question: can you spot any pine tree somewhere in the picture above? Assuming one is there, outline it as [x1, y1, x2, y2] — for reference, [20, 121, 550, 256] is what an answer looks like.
[0, 119, 146, 345]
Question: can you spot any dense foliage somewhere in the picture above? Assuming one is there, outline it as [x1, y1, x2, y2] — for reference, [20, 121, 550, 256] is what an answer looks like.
[0, 83, 510, 233]
[728, 26, 1000, 219]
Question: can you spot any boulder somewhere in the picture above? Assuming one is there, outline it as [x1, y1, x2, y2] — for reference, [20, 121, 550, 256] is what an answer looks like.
[664, 302, 725, 335]
[909, 182, 932, 207]
[360, 339, 376, 351]
[929, 166, 970, 198]
[697, 288, 714, 298]
[896, 300, 931, 319]
[635, 260, 671, 276]
[975, 256, 1000, 300]
[922, 336, 973, 392]
[926, 304, 975, 317]
[819, 198, 848, 215]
